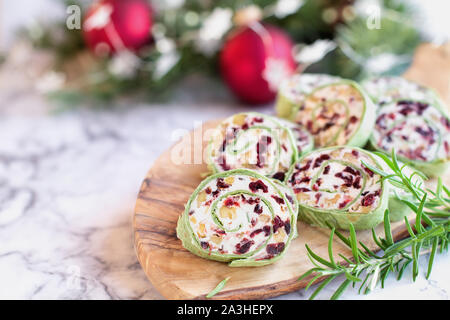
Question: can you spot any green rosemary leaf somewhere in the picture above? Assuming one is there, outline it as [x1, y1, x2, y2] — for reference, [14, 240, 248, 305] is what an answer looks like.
[404, 215, 416, 238]
[426, 237, 439, 279]
[359, 272, 371, 294]
[338, 253, 353, 265]
[344, 271, 361, 283]
[380, 266, 390, 289]
[305, 244, 335, 269]
[298, 267, 323, 282]
[397, 259, 412, 280]
[358, 241, 379, 258]
[373, 152, 397, 171]
[328, 228, 337, 267]
[330, 279, 351, 300]
[371, 228, 386, 250]
[383, 210, 394, 246]
[349, 224, 360, 264]
[305, 274, 324, 292]
[309, 274, 338, 300]
[415, 194, 427, 233]
[390, 149, 401, 171]
[206, 277, 230, 298]
[443, 185, 450, 198]
[412, 242, 419, 281]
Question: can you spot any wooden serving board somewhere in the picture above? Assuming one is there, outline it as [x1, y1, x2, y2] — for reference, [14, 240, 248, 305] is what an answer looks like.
[133, 43, 450, 300]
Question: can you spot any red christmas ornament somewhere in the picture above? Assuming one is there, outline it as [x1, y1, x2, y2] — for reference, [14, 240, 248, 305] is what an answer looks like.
[82, 0, 152, 56]
[220, 23, 297, 104]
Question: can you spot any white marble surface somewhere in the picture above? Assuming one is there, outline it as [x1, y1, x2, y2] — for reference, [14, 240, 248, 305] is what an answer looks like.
[0, 68, 449, 300]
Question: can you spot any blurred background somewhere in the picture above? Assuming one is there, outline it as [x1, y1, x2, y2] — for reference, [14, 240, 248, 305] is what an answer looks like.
[1, 0, 450, 109]
[0, 0, 449, 300]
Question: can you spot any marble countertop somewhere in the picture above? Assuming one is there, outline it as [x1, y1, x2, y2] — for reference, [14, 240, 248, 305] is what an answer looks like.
[0, 71, 449, 300]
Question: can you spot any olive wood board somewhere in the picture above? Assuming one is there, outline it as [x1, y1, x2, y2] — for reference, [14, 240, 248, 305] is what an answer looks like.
[133, 43, 450, 300]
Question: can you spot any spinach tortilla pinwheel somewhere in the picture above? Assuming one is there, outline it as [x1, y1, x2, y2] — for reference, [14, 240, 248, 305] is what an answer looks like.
[207, 112, 313, 181]
[176, 169, 298, 266]
[286, 146, 389, 230]
[276, 73, 376, 148]
[370, 99, 450, 177]
[362, 76, 446, 110]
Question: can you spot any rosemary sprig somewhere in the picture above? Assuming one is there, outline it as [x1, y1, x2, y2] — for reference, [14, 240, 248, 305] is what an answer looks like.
[206, 277, 231, 298]
[299, 150, 450, 300]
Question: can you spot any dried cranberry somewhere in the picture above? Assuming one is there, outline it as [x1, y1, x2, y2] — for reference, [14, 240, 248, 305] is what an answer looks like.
[415, 127, 432, 137]
[444, 141, 449, 154]
[285, 194, 294, 204]
[253, 117, 264, 123]
[263, 225, 271, 236]
[335, 172, 353, 187]
[242, 123, 249, 130]
[201, 242, 209, 249]
[217, 178, 230, 189]
[224, 197, 235, 207]
[294, 187, 310, 193]
[353, 176, 361, 189]
[273, 172, 285, 181]
[299, 176, 311, 183]
[351, 150, 359, 157]
[284, 221, 291, 235]
[361, 193, 375, 206]
[249, 180, 268, 193]
[349, 116, 358, 124]
[272, 216, 285, 233]
[220, 139, 227, 152]
[212, 189, 220, 197]
[205, 187, 212, 194]
[298, 159, 312, 172]
[363, 166, 374, 177]
[266, 243, 285, 255]
[246, 197, 259, 205]
[188, 210, 194, 216]
[322, 121, 335, 131]
[315, 193, 322, 203]
[250, 229, 263, 238]
[339, 199, 350, 209]
[312, 184, 319, 191]
[217, 155, 230, 171]
[236, 239, 254, 254]
[313, 154, 331, 168]
[441, 117, 450, 129]
[254, 203, 263, 214]
[344, 166, 359, 176]
[323, 165, 330, 174]
[271, 195, 285, 205]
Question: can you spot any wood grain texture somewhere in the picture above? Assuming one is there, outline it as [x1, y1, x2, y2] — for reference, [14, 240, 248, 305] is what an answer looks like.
[134, 43, 450, 300]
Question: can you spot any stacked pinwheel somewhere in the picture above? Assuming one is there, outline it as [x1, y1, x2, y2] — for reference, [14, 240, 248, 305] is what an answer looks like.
[177, 75, 450, 266]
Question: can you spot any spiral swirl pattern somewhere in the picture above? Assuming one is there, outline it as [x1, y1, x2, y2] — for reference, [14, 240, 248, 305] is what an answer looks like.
[208, 112, 313, 180]
[176, 169, 297, 266]
[362, 76, 443, 106]
[287, 147, 389, 230]
[371, 99, 450, 177]
[276, 74, 375, 148]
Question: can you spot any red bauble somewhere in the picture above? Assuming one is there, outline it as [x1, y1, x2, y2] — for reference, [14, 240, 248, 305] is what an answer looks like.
[82, 0, 152, 55]
[220, 24, 297, 104]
